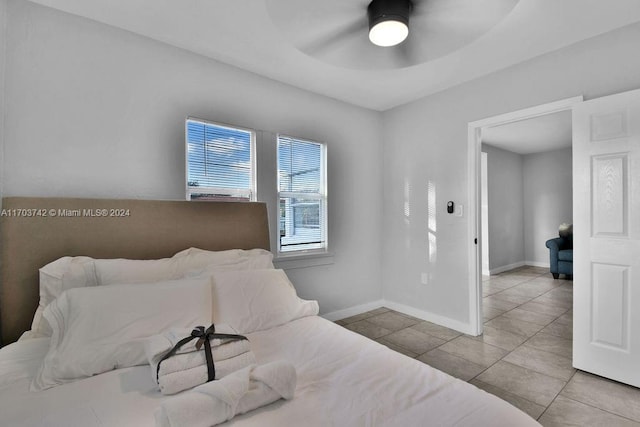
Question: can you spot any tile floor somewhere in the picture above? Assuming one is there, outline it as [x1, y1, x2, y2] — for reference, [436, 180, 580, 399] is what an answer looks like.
[335, 266, 640, 426]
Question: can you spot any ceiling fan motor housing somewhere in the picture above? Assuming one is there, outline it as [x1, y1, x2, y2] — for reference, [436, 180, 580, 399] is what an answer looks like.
[367, 0, 413, 31]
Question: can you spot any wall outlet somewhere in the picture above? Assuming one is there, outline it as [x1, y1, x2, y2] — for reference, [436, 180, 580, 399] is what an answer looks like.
[420, 273, 429, 285]
[454, 204, 464, 217]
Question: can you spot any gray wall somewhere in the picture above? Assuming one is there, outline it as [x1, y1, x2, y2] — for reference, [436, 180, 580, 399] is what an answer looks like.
[523, 147, 573, 266]
[482, 144, 524, 272]
[3, 1, 384, 315]
[481, 144, 573, 273]
[382, 22, 640, 328]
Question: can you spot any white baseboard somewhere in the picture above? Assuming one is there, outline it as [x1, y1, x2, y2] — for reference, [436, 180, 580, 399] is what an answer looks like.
[525, 260, 550, 268]
[381, 300, 475, 335]
[321, 300, 385, 321]
[321, 299, 474, 336]
[489, 261, 526, 275]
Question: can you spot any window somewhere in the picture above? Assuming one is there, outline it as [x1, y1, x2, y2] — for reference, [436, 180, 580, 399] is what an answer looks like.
[277, 135, 327, 254]
[185, 118, 255, 201]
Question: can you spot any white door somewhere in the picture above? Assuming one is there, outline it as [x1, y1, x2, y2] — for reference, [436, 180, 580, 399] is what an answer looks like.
[573, 88, 640, 387]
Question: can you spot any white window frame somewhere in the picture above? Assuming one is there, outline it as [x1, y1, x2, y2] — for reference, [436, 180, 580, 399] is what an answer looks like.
[277, 134, 328, 256]
[185, 117, 257, 201]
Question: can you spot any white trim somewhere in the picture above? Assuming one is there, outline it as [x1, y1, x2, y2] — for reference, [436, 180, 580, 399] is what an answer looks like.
[524, 260, 550, 269]
[321, 300, 385, 322]
[489, 261, 526, 275]
[488, 261, 551, 275]
[382, 300, 475, 335]
[467, 96, 584, 337]
[274, 252, 334, 270]
[321, 299, 475, 336]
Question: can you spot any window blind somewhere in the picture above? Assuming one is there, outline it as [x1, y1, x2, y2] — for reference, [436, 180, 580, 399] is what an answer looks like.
[277, 135, 327, 253]
[186, 118, 255, 201]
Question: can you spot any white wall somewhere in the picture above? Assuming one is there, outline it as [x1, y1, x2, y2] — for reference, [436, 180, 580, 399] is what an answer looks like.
[3, 1, 384, 315]
[0, 0, 6, 202]
[382, 22, 640, 329]
[482, 144, 524, 272]
[523, 147, 573, 266]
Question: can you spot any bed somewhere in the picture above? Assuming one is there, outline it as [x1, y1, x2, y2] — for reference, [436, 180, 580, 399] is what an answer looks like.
[0, 197, 540, 426]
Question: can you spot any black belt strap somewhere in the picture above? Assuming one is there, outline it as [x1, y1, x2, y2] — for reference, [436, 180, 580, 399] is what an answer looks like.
[156, 324, 248, 384]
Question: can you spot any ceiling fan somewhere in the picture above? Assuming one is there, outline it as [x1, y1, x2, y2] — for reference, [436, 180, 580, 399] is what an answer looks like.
[265, 0, 520, 70]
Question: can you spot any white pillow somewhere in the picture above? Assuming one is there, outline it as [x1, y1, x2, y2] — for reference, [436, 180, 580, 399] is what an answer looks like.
[28, 248, 273, 338]
[93, 257, 182, 286]
[93, 248, 274, 286]
[31, 257, 98, 338]
[209, 269, 318, 334]
[176, 247, 274, 272]
[31, 277, 212, 391]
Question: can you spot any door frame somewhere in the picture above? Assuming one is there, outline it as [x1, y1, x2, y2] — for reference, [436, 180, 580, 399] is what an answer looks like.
[466, 96, 584, 335]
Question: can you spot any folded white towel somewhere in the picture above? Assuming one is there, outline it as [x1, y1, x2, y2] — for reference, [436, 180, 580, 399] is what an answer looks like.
[146, 325, 249, 364]
[155, 361, 296, 427]
[158, 351, 257, 395]
[146, 324, 253, 394]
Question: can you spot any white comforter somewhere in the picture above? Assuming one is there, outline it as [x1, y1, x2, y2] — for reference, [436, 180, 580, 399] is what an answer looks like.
[0, 316, 539, 426]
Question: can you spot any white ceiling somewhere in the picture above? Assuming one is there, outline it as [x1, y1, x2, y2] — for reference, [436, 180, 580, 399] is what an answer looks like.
[482, 110, 572, 155]
[27, 0, 640, 111]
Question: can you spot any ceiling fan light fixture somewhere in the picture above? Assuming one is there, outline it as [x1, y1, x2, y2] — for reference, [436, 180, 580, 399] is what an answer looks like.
[367, 0, 413, 47]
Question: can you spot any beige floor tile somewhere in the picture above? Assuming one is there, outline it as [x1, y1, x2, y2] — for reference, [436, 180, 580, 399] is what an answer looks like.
[483, 307, 505, 321]
[383, 328, 445, 355]
[366, 311, 421, 331]
[483, 296, 520, 312]
[561, 371, 640, 422]
[485, 315, 545, 338]
[491, 292, 535, 305]
[542, 288, 573, 303]
[344, 320, 391, 339]
[376, 338, 418, 358]
[528, 276, 561, 285]
[396, 312, 425, 324]
[475, 361, 566, 407]
[523, 332, 572, 359]
[503, 346, 575, 381]
[471, 325, 528, 351]
[469, 379, 546, 420]
[367, 307, 391, 315]
[418, 349, 486, 381]
[530, 294, 572, 310]
[438, 336, 508, 368]
[484, 278, 518, 290]
[337, 311, 377, 325]
[483, 284, 506, 297]
[518, 301, 569, 318]
[540, 319, 573, 339]
[496, 273, 537, 283]
[555, 312, 573, 325]
[517, 281, 558, 295]
[501, 308, 558, 326]
[498, 285, 545, 299]
[489, 276, 530, 287]
[539, 396, 640, 427]
[410, 321, 462, 341]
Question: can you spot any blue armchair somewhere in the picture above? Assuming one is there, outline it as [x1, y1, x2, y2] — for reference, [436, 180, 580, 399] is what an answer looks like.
[546, 235, 573, 279]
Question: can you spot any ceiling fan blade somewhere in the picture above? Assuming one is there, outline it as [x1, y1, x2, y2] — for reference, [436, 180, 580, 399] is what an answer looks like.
[299, 17, 368, 56]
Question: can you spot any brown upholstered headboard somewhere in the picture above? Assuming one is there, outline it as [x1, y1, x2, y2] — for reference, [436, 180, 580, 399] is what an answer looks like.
[0, 197, 271, 345]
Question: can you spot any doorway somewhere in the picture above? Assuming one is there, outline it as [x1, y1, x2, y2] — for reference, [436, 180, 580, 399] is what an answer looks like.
[466, 96, 584, 335]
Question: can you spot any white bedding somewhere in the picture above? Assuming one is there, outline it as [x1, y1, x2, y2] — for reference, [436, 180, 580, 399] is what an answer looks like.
[0, 316, 540, 426]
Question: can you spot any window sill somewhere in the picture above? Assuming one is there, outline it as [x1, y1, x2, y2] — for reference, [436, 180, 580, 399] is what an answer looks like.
[273, 251, 334, 270]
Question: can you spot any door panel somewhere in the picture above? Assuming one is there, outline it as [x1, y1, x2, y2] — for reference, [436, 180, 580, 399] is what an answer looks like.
[573, 88, 640, 387]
